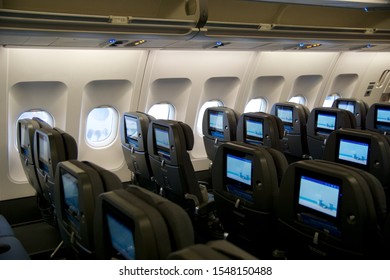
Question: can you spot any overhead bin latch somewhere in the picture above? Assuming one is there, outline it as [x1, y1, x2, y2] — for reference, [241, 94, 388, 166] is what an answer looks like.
[258, 23, 274, 31]
[109, 15, 131, 25]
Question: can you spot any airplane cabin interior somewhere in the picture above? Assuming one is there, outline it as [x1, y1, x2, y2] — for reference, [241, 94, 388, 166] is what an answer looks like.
[0, 0, 390, 260]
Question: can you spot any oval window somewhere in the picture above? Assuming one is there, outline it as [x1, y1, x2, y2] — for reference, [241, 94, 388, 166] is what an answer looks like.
[148, 103, 176, 120]
[323, 93, 341, 107]
[86, 107, 119, 148]
[18, 110, 54, 127]
[288, 95, 307, 105]
[244, 98, 267, 113]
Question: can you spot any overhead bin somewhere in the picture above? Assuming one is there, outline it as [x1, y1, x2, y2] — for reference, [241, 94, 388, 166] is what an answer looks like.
[0, 0, 389, 49]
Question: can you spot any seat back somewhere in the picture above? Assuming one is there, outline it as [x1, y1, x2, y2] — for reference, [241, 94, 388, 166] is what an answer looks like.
[366, 102, 390, 136]
[148, 119, 204, 209]
[168, 240, 257, 260]
[324, 128, 390, 204]
[94, 186, 194, 260]
[120, 111, 156, 192]
[332, 98, 368, 129]
[212, 141, 288, 257]
[202, 106, 240, 163]
[278, 160, 387, 259]
[55, 160, 122, 258]
[34, 127, 78, 209]
[17, 118, 52, 206]
[306, 107, 356, 159]
[236, 112, 284, 152]
[270, 102, 310, 159]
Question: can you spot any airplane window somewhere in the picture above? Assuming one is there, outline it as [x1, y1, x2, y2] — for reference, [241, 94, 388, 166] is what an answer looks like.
[288, 95, 307, 105]
[148, 103, 175, 120]
[17, 110, 54, 126]
[86, 107, 119, 148]
[323, 93, 341, 107]
[196, 100, 224, 136]
[244, 98, 267, 113]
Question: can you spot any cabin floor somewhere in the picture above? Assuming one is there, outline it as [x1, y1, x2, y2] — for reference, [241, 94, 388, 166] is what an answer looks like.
[12, 220, 64, 259]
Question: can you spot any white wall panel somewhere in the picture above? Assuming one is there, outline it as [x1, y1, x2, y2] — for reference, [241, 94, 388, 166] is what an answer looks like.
[1, 48, 148, 200]
[139, 50, 255, 168]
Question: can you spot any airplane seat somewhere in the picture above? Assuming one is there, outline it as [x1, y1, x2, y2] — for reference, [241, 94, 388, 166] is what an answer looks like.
[120, 111, 157, 193]
[168, 240, 258, 260]
[211, 141, 287, 258]
[147, 119, 221, 241]
[202, 106, 240, 164]
[331, 98, 369, 129]
[236, 112, 284, 152]
[306, 107, 356, 159]
[148, 119, 206, 209]
[17, 117, 53, 223]
[0, 215, 30, 260]
[34, 126, 78, 227]
[323, 128, 390, 209]
[278, 160, 387, 259]
[366, 102, 390, 138]
[94, 185, 194, 259]
[270, 102, 310, 162]
[54, 160, 122, 259]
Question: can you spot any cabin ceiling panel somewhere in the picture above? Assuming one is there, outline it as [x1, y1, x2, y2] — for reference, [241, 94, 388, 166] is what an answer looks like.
[0, 0, 389, 50]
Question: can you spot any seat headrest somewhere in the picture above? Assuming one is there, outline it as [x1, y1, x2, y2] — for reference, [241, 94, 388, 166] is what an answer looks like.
[54, 127, 78, 160]
[178, 122, 194, 151]
[202, 106, 240, 140]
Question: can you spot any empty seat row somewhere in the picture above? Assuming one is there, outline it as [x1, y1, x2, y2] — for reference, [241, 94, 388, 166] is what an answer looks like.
[56, 160, 256, 260]
[16, 117, 254, 260]
[17, 118, 78, 226]
[203, 100, 390, 162]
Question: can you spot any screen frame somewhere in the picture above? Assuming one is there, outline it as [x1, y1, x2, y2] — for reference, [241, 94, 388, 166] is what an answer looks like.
[315, 111, 337, 135]
[124, 115, 139, 148]
[208, 110, 224, 138]
[276, 105, 294, 124]
[337, 101, 355, 114]
[244, 116, 264, 145]
[295, 168, 342, 232]
[374, 106, 390, 132]
[103, 201, 136, 260]
[335, 134, 371, 170]
[223, 148, 254, 203]
[36, 131, 50, 174]
[153, 124, 171, 160]
[60, 170, 81, 231]
[18, 122, 30, 156]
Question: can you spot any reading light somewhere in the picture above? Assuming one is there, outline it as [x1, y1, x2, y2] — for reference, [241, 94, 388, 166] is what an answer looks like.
[291, 43, 322, 50]
[213, 41, 224, 48]
[126, 40, 147, 47]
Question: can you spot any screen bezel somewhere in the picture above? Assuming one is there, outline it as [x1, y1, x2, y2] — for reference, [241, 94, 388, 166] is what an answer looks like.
[103, 201, 136, 260]
[208, 110, 224, 138]
[223, 149, 254, 203]
[335, 134, 371, 170]
[374, 106, 390, 132]
[295, 168, 342, 231]
[276, 105, 293, 124]
[153, 124, 171, 160]
[124, 115, 139, 148]
[337, 101, 355, 114]
[315, 111, 337, 135]
[61, 170, 80, 231]
[37, 132, 50, 173]
[18, 122, 30, 156]
[244, 116, 263, 145]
